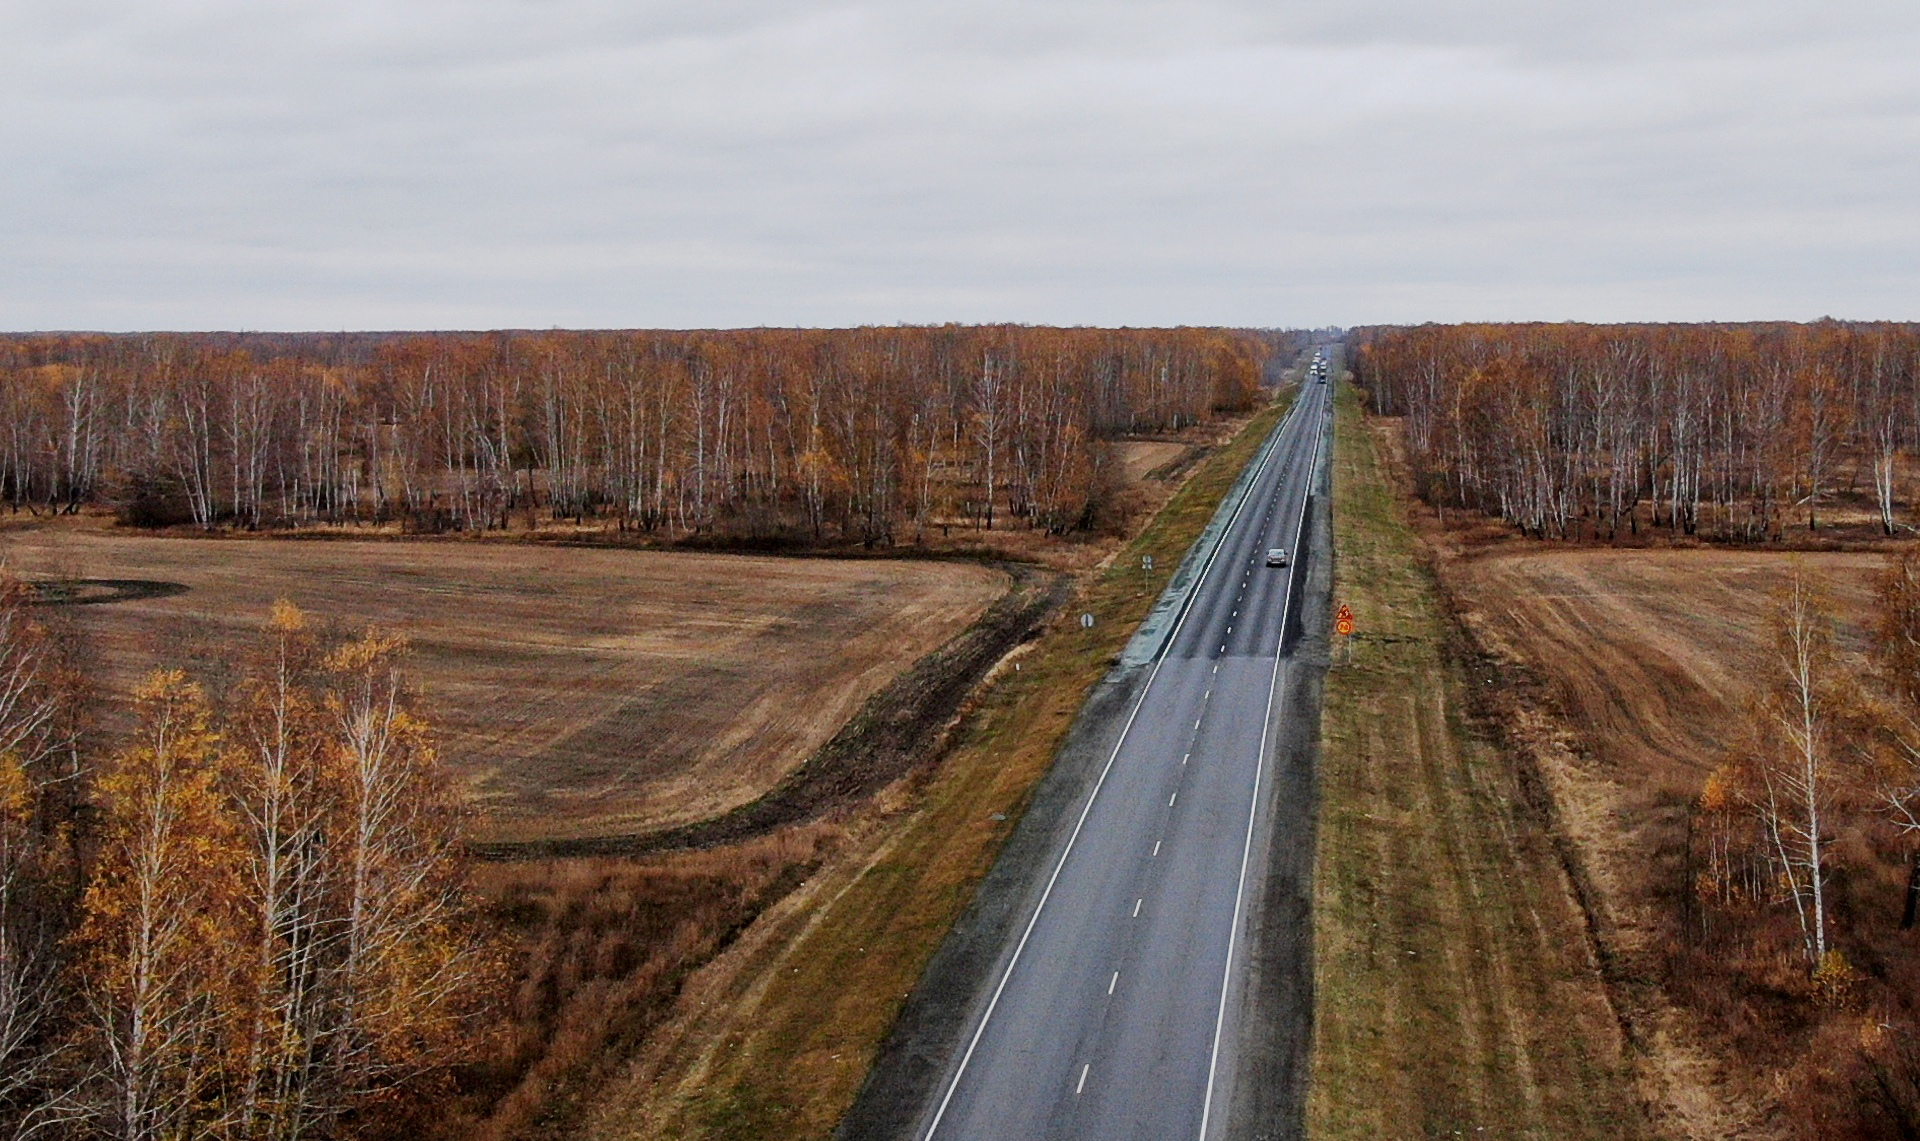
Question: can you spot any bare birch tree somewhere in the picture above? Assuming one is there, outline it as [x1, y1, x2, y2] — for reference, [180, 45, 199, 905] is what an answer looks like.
[1739, 572, 1855, 967]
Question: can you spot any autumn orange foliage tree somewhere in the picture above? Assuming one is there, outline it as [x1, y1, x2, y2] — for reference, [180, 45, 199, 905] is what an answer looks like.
[216, 609, 476, 1141]
[0, 575, 91, 1139]
[0, 598, 485, 1141]
[1353, 321, 1920, 540]
[0, 327, 1276, 542]
[77, 673, 246, 1141]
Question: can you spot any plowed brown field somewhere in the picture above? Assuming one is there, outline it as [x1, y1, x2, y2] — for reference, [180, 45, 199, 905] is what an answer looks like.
[0, 528, 1004, 842]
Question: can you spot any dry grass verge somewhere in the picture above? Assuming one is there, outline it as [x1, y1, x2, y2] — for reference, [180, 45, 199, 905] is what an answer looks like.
[447, 829, 839, 1140]
[583, 395, 1298, 1141]
[1309, 380, 1643, 1140]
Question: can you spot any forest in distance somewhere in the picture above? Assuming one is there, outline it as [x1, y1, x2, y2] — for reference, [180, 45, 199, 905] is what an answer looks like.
[0, 326, 1281, 545]
[1353, 320, 1920, 541]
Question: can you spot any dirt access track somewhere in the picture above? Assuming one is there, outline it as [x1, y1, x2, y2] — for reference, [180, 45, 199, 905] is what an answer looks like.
[0, 527, 1006, 843]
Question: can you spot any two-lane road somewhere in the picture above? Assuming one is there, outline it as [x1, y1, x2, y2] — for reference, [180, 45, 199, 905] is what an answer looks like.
[920, 368, 1332, 1141]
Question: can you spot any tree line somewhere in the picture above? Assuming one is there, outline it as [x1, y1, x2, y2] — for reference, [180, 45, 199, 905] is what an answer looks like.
[0, 327, 1277, 543]
[0, 580, 486, 1141]
[1351, 321, 1920, 540]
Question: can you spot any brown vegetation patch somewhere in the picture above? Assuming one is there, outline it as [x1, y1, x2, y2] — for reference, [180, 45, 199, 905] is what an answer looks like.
[0, 529, 1004, 842]
[1441, 538, 1912, 1136]
[449, 828, 839, 1141]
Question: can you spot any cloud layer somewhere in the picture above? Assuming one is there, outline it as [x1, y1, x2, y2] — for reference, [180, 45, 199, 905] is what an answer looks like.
[4, 0, 1917, 329]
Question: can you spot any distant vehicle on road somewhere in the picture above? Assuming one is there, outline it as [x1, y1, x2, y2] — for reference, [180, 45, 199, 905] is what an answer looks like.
[1266, 547, 1289, 567]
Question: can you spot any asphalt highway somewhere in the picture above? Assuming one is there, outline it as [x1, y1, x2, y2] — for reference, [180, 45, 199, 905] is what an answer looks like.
[919, 369, 1332, 1141]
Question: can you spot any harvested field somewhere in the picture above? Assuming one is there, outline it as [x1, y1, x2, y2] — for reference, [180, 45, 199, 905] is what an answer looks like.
[1451, 549, 1881, 834]
[0, 527, 1005, 842]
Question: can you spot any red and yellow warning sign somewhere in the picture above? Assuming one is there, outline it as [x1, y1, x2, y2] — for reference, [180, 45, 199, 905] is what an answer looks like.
[1334, 603, 1355, 638]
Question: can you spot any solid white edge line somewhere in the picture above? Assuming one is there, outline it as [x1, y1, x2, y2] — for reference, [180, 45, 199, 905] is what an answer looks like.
[1196, 383, 1327, 1141]
[919, 389, 1310, 1141]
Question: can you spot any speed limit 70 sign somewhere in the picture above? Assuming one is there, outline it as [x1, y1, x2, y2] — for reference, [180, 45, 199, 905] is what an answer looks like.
[1334, 603, 1354, 638]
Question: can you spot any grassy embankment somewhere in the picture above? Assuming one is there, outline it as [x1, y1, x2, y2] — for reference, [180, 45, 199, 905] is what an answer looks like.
[616, 393, 1297, 1141]
[1309, 380, 1645, 1139]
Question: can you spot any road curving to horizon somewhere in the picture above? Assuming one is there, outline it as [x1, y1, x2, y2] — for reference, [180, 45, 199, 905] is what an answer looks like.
[868, 357, 1335, 1141]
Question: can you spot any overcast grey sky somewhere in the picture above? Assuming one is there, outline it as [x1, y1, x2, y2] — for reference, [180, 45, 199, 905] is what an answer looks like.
[3, 0, 1917, 330]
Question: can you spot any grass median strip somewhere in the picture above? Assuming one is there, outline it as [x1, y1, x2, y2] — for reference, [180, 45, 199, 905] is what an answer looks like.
[613, 394, 1294, 1141]
[1309, 381, 1642, 1140]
